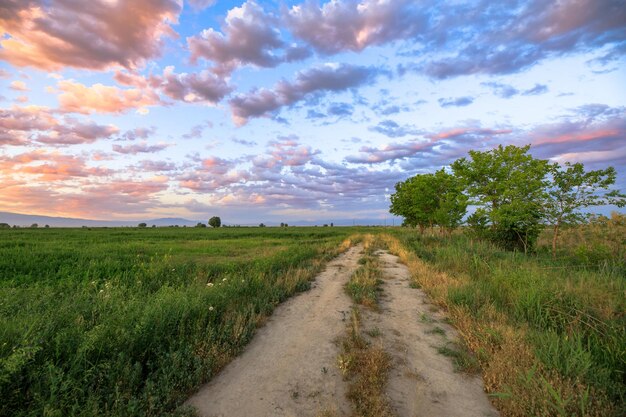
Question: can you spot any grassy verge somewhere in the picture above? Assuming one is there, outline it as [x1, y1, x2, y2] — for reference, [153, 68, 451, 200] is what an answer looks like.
[337, 308, 393, 417]
[337, 235, 394, 417]
[382, 229, 624, 417]
[345, 237, 383, 309]
[0, 227, 356, 417]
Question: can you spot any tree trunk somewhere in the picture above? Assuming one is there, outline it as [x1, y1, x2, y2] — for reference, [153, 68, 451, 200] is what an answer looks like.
[551, 223, 560, 259]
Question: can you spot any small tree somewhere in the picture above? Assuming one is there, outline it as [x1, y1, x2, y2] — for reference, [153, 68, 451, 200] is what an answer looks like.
[195, 222, 207, 228]
[452, 144, 550, 252]
[543, 162, 625, 258]
[138, 223, 147, 228]
[208, 216, 221, 228]
[259, 223, 266, 227]
[30, 223, 38, 228]
[0, 223, 10, 229]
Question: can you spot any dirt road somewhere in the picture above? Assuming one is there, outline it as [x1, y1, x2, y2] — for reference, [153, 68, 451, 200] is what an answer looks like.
[361, 250, 499, 417]
[186, 245, 499, 417]
[186, 245, 362, 417]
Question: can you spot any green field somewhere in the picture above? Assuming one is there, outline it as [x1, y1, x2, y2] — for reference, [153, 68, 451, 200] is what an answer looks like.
[0, 227, 357, 417]
[2, 223, 624, 417]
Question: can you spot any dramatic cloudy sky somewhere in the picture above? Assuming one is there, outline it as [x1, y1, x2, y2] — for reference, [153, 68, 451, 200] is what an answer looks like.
[1, 0, 625, 224]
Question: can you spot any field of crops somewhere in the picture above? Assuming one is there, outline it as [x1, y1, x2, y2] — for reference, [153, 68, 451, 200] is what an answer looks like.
[0, 227, 357, 417]
[2, 222, 624, 417]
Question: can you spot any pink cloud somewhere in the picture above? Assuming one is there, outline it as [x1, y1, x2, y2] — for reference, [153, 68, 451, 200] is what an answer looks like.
[56, 80, 160, 114]
[0, 105, 119, 145]
[0, 0, 182, 71]
[112, 141, 171, 155]
[9, 80, 28, 91]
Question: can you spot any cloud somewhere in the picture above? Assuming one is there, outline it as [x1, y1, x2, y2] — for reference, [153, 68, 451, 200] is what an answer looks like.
[0, 0, 181, 71]
[438, 96, 474, 107]
[229, 63, 382, 125]
[152, 66, 233, 104]
[285, 0, 428, 54]
[0, 150, 112, 181]
[56, 80, 160, 114]
[521, 83, 548, 96]
[482, 82, 549, 98]
[369, 120, 420, 138]
[9, 80, 28, 91]
[188, 1, 310, 75]
[112, 142, 171, 155]
[423, 0, 626, 78]
[187, 0, 217, 11]
[347, 126, 514, 164]
[0, 178, 169, 219]
[0, 105, 119, 146]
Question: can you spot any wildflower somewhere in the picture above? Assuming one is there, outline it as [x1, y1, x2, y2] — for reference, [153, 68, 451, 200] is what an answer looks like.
[222, 278, 227, 282]
[242, 279, 245, 283]
[209, 306, 214, 311]
[99, 289, 104, 293]
[172, 268, 176, 272]
[206, 282, 214, 287]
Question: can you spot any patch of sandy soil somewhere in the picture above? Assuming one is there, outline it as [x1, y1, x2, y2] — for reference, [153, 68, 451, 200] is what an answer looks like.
[362, 250, 499, 417]
[185, 245, 363, 417]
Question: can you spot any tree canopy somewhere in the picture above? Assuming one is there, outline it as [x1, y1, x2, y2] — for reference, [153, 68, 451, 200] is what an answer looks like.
[390, 144, 624, 253]
[208, 216, 221, 228]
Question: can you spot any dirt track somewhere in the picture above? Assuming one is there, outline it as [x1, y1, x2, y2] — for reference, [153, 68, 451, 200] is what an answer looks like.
[186, 245, 499, 417]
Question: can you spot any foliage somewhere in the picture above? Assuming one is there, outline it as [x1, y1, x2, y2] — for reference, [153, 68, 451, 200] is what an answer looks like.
[195, 222, 207, 228]
[543, 162, 625, 257]
[208, 216, 221, 228]
[451, 144, 550, 252]
[385, 228, 625, 416]
[390, 168, 467, 232]
[137, 222, 147, 228]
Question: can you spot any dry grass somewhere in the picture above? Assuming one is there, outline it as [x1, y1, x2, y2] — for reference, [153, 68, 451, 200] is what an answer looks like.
[379, 233, 616, 417]
[338, 308, 394, 417]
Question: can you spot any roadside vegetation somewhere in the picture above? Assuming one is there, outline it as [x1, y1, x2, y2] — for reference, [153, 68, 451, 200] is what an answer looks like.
[340, 234, 393, 417]
[383, 219, 625, 416]
[0, 227, 356, 417]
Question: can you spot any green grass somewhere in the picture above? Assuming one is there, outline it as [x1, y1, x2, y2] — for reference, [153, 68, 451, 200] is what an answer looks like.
[0, 227, 359, 417]
[390, 226, 625, 416]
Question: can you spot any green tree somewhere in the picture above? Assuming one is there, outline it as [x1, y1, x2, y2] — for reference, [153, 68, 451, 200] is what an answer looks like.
[544, 162, 625, 257]
[195, 222, 207, 228]
[208, 216, 221, 228]
[431, 169, 468, 233]
[137, 223, 147, 228]
[390, 174, 438, 232]
[451, 145, 550, 252]
[390, 169, 467, 233]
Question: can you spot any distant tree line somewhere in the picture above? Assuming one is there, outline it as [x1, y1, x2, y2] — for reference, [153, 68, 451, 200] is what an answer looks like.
[390, 145, 625, 254]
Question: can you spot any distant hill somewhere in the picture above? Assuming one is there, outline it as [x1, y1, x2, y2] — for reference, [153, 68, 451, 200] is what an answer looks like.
[0, 211, 401, 228]
[0, 211, 199, 228]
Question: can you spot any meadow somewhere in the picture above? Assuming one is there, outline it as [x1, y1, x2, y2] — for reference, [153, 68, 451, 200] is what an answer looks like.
[0, 226, 356, 417]
[1, 220, 624, 417]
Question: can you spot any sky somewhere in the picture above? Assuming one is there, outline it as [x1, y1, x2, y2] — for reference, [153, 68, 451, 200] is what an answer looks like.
[0, 0, 625, 225]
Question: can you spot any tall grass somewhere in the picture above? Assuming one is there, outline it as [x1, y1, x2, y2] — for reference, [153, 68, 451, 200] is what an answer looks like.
[384, 220, 625, 416]
[0, 227, 356, 417]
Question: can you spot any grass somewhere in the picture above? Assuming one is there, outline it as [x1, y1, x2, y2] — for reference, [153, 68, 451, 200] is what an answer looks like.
[383, 216, 626, 417]
[345, 235, 383, 309]
[337, 308, 393, 417]
[0, 226, 359, 417]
